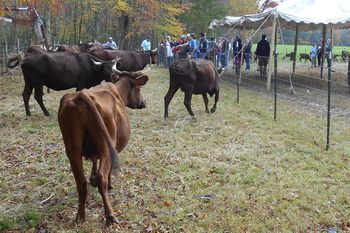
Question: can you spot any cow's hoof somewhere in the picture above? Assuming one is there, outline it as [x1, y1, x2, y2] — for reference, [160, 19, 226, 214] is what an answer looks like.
[210, 108, 216, 113]
[105, 214, 118, 226]
[75, 214, 86, 223]
[89, 175, 98, 187]
[206, 109, 210, 113]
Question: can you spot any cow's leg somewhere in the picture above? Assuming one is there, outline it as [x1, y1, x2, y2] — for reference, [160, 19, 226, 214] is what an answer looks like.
[67, 152, 87, 223]
[211, 89, 220, 113]
[34, 85, 50, 116]
[184, 90, 194, 116]
[202, 94, 209, 113]
[22, 84, 33, 116]
[97, 155, 117, 225]
[164, 86, 180, 118]
[59, 106, 87, 223]
[89, 157, 98, 187]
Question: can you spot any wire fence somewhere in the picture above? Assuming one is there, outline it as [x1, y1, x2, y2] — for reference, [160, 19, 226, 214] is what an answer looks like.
[0, 39, 30, 75]
[220, 54, 350, 150]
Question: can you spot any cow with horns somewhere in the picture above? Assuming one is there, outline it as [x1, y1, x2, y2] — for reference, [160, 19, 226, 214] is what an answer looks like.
[7, 48, 119, 116]
[58, 63, 149, 225]
[164, 57, 221, 118]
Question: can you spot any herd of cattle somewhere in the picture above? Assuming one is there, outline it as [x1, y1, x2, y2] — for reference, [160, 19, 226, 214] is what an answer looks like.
[282, 50, 350, 63]
[7, 43, 221, 225]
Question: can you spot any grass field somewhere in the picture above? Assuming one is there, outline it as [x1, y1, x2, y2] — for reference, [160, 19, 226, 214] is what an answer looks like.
[0, 67, 349, 232]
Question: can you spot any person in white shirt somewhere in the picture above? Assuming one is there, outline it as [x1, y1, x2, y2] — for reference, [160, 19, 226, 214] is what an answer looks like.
[141, 37, 151, 51]
[165, 36, 173, 67]
[102, 37, 118, 49]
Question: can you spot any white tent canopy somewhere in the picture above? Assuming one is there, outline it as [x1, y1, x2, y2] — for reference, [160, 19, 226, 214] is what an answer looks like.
[209, 0, 350, 30]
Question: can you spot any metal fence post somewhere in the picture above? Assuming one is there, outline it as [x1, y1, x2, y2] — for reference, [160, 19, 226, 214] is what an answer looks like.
[326, 52, 332, 150]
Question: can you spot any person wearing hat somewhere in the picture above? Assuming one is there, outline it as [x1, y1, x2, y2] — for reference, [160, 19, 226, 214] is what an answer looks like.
[103, 36, 118, 49]
[141, 36, 152, 51]
[256, 34, 270, 79]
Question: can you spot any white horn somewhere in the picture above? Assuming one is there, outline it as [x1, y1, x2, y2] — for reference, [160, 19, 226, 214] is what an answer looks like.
[91, 59, 102, 65]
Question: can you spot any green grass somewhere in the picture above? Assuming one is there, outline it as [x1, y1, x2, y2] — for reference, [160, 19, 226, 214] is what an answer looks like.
[0, 68, 349, 232]
[251, 44, 350, 61]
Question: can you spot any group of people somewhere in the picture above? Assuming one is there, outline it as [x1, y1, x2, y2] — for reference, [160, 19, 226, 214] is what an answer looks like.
[96, 36, 153, 51]
[231, 34, 270, 78]
[310, 39, 332, 68]
[98, 33, 271, 79]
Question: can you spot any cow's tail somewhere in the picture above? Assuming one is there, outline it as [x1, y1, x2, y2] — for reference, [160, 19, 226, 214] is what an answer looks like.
[7, 54, 24, 68]
[75, 92, 120, 174]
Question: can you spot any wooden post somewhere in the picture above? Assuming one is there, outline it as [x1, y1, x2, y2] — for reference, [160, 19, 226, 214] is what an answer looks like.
[1, 42, 4, 74]
[17, 39, 20, 54]
[292, 23, 299, 77]
[5, 41, 8, 73]
[267, 14, 277, 90]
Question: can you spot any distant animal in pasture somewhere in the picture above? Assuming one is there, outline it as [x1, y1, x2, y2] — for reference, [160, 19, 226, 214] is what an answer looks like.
[282, 51, 295, 61]
[58, 66, 148, 225]
[299, 53, 311, 62]
[341, 50, 349, 62]
[332, 54, 342, 62]
[7, 51, 119, 116]
[90, 48, 158, 71]
[164, 58, 220, 118]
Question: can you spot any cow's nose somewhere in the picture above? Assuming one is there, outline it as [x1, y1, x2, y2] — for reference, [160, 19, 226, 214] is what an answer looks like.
[138, 101, 146, 109]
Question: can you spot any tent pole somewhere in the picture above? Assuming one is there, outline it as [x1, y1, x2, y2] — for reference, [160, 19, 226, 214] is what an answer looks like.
[267, 14, 277, 90]
[292, 23, 299, 78]
[320, 24, 326, 79]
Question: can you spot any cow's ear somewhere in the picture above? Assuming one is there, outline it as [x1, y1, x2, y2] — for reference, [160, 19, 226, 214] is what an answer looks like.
[135, 75, 148, 86]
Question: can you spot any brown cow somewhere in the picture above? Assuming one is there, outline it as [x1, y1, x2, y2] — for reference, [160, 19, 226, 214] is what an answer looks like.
[164, 58, 220, 118]
[282, 51, 295, 61]
[58, 67, 148, 225]
[90, 49, 158, 71]
[299, 53, 311, 62]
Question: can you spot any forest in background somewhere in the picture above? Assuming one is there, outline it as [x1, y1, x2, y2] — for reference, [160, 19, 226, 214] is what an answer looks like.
[0, 0, 258, 50]
[1, 0, 350, 51]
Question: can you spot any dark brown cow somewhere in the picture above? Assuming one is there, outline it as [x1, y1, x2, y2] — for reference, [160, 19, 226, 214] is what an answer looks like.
[7, 51, 118, 116]
[58, 67, 148, 225]
[299, 53, 311, 62]
[56, 43, 104, 53]
[164, 58, 220, 118]
[90, 49, 158, 71]
[341, 50, 349, 62]
[282, 51, 295, 61]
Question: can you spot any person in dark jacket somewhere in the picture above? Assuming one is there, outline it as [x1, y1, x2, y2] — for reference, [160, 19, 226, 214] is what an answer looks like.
[244, 39, 252, 71]
[256, 34, 270, 78]
[199, 32, 208, 59]
[233, 36, 242, 75]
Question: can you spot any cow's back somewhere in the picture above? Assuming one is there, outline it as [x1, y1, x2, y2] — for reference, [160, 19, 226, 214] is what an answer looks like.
[169, 59, 219, 95]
